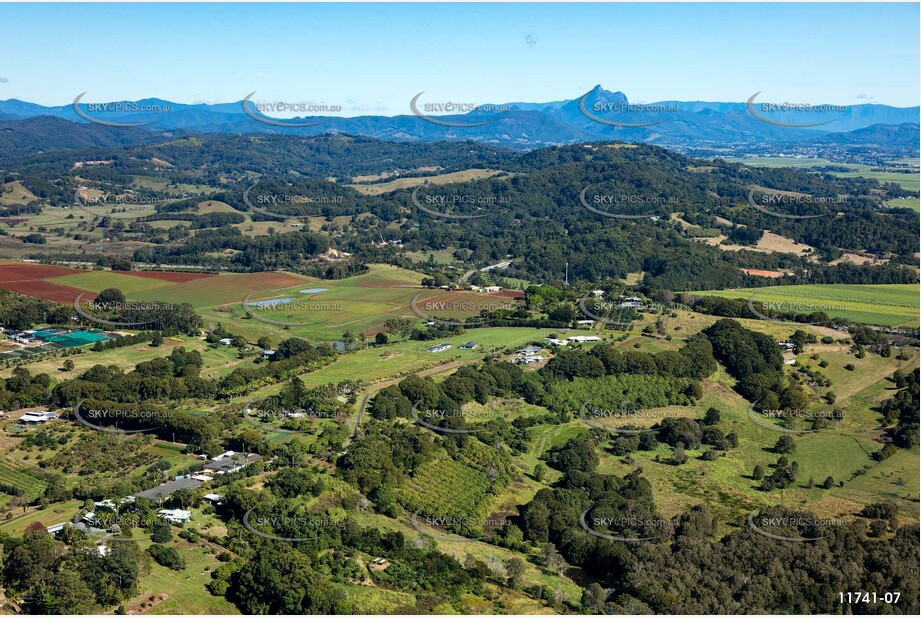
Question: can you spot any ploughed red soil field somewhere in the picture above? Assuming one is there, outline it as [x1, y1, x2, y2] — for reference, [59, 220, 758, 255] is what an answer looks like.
[120, 270, 219, 283]
[0, 263, 98, 302]
[0, 263, 90, 281]
[0, 279, 97, 303]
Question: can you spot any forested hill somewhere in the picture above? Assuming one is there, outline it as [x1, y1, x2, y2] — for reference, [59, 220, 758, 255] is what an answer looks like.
[0, 115, 167, 161]
[3, 132, 517, 178]
[5, 135, 919, 290]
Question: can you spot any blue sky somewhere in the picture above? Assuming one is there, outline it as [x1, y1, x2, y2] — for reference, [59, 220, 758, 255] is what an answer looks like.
[2, 2, 918, 115]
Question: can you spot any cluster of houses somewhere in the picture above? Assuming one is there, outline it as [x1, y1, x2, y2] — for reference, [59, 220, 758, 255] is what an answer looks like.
[4, 329, 37, 344]
[514, 345, 544, 365]
[586, 290, 644, 310]
[45, 454, 256, 538]
[0, 407, 60, 425]
[19, 410, 59, 424]
[48, 498, 195, 538]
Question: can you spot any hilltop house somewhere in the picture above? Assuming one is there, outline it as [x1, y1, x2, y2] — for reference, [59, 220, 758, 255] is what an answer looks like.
[158, 509, 192, 524]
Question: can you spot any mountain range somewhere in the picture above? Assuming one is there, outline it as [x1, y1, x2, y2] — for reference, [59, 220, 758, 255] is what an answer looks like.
[0, 85, 917, 156]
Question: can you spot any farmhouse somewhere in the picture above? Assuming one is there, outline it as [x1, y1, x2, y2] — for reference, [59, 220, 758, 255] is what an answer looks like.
[19, 410, 59, 424]
[425, 344, 452, 353]
[5, 330, 36, 344]
[516, 346, 542, 355]
[567, 335, 602, 342]
[459, 342, 478, 349]
[94, 499, 117, 512]
[515, 355, 542, 365]
[546, 338, 568, 346]
[132, 476, 203, 501]
[204, 453, 262, 475]
[158, 509, 192, 524]
[576, 319, 595, 326]
[46, 523, 68, 535]
[369, 557, 391, 571]
[219, 337, 234, 346]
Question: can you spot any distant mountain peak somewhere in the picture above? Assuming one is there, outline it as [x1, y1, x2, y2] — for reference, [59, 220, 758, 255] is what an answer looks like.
[581, 85, 629, 104]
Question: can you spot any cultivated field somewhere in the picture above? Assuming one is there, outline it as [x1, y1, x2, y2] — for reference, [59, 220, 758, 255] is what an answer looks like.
[696, 283, 920, 327]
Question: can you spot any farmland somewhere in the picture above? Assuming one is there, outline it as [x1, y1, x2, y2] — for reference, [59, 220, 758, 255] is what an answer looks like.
[720, 156, 920, 192]
[397, 457, 497, 523]
[695, 283, 920, 327]
[0, 122, 917, 614]
[0, 460, 47, 501]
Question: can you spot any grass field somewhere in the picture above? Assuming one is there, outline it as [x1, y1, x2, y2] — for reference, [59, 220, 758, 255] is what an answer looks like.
[0, 460, 47, 499]
[253, 327, 570, 402]
[347, 168, 507, 195]
[0, 499, 83, 534]
[0, 335, 248, 381]
[722, 157, 920, 192]
[50, 270, 175, 294]
[0, 181, 37, 205]
[887, 197, 921, 212]
[696, 283, 919, 327]
[133, 537, 240, 615]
